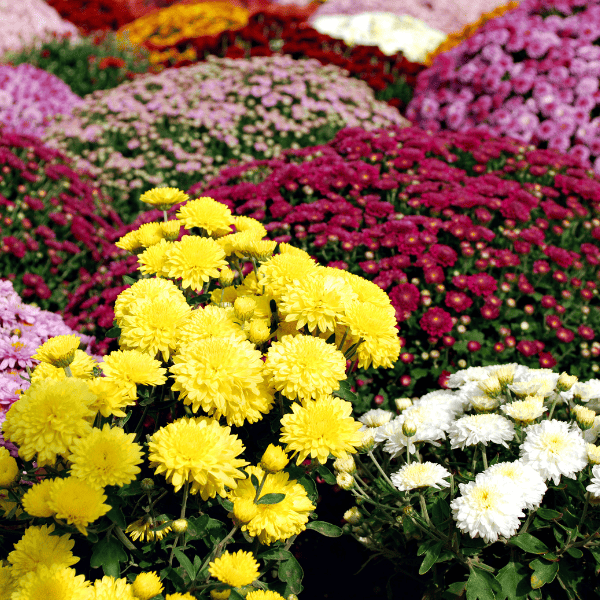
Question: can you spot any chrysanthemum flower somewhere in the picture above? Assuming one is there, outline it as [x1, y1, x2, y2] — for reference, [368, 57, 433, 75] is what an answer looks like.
[481, 462, 547, 510]
[278, 243, 311, 259]
[120, 295, 191, 362]
[337, 271, 394, 310]
[520, 420, 588, 485]
[164, 236, 228, 292]
[587, 465, 600, 496]
[92, 575, 136, 600]
[8, 524, 78, 578]
[11, 565, 91, 600]
[238, 239, 277, 261]
[177, 196, 234, 236]
[264, 335, 347, 403]
[132, 572, 164, 600]
[0, 446, 18, 487]
[447, 414, 515, 449]
[229, 465, 315, 544]
[280, 396, 364, 465]
[166, 594, 196, 600]
[115, 230, 143, 254]
[509, 375, 557, 398]
[170, 335, 274, 426]
[234, 216, 267, 237]
[30, 350, 97, 382]
[47, 477, 111, 535]
[257, 253, 318, 298]
[246, 591, 286, 600]
[140, 187, 189, 210]
[216, 229, 265, 257]
[21, 479, 54, 517]
[450, 476, 525, 543]
[338, 301, 401, 369]
[177, 305, 246, 347]
[391, 462, 451, 492]
[358, 409, 395, 429]
[208, 550, 260, 587]
[87, 377, 137, 418]
[136, 222, 164, 249]
[0, 564, 15, 599]
[125, 516, 172, 542]
[100, 350, 167, 399]
[3, 378, 96, 465]
[280, 271, 357, 334]
[161, 219, 182, 241]
[148, 417, 248, 499]
[114, 277, 186, 327]
[31, 334, 81, 368]
[587, 443, 600, 465]
[260, 444, 289, 473]
[69, 424, 143, 489]
[138, 238, 173, 276]
[501, 397, 547, 424]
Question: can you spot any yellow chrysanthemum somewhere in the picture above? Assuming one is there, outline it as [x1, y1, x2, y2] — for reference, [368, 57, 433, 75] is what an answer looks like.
[3, 378, 96, 465]
[114, 277, 186, 326]
[87, 378, 137, 418]
[138, 238, 174, 276]
[69, 424, 143, 489]
[237, 239, 277, 261]
[132, 572, 163, 600]
[120, 295, 191, 362]
[11, 565, 91, 600]
[171, 335, 274, 426]
[21, 478, 54, 517]
[257, 254, 318, 298]
[135, 222, 164, 249]
[115, 230, 143, 254]
[125, 516, 172, 542]
[177, 196, 234, 236]
[166, 593, 196, 600]
[47, 477, 111, 536]
[140, 187, 189, 209]
[264, 335, 347, 402]
[236, 271, 277, 298]
[30, 350, 97, 382]
[280, 396, 364, 465]
[0, 563, 16, 599]
[208, 550, 260, 587]
[332, 270, 394, 310]
[278, 243, 311, 259]
[210, 285, 239, 307]
[234, 216, 267, 237]
[229, 466, 314, 545]
[280, 272, 357, 333]
[8, 524, 78, 579]
[163, 236, 228, 292]
[148, 417, 248, 499]
[339, 301, 401, 369]
[0, 446, 18, 487]
[177, 305, 246, 348]
[246, 591, 285, 600]
[100, 350, 167, 399]
[161, 219, 182, 241]
[92, 576, 136, 600]
[31, 334, 81, 368]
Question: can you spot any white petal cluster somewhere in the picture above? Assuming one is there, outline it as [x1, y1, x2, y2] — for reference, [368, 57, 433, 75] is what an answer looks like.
[586, 464, 600, 497]
[391, 462, 451, 492]
[520, 420, 588, 485]
[482, 461, 547, 510]
[447, 414, 515, 449]
[358, 408, 394, 429]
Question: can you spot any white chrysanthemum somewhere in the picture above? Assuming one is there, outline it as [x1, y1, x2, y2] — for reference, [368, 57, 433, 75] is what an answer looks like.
[520, 420, 588, 485]
[391, 462, 451, 492]
[481, 461, 547, 510]
[446, 367, 491, 388]
[359, 409, 394, 429]
[447, 414, 515, 449]
[509, 371, 559, 398]
[416, 391, 466, 417]
[568, 380, 600, 410]
[501, 397, 547, 424]
[587, 464, 600, 496]
[583, 416, 600, 444]
[450, 476, 525, 543]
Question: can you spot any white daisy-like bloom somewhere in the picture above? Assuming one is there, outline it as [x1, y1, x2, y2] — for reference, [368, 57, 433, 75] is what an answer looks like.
[391, 462, 451, 492]
[450, 475, 525, 543]
[509, 373, 558, 398]
[501, 397, 547, 424]
[447, 366, 491, 388]
[520, 420, 588, 485]
[587, 464, 600, 496]
[481, 461, 547, 510]
[568, 380, 600, 411]
[447, 414, 515, 449]
[359, 408, 395, 429]
[417, 390, 466, 416]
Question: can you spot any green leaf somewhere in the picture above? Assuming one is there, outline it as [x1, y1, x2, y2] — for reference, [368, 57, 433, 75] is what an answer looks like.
[174, 548, 196, 581]
[509, 533, 550, 555]
[316, 465, 336, 485]
[256, 493, 286, 505]
[466, 568, 500, 600]
[442, 581, 468, 599]
[495, 562, 531, 600]
[464, 330, 484, 343]
[250, 474, 260, 491]
[123, 275, 136, 285]
[106, 505, 127, 530]
[419, 541, 443, 575]
[410, 368, 429, 380]
[305, 521, 342, 537]
[453, 341, 468, 353]
[431, 496, 450, 526]
[566, 547, 583, 559]
[90, 535, 127, 578]
[298, 476, 317, 502]
[105, 326, 121, 338]
[529, 558, 558, 589]
[334, 380, 357, 402]
[278, 556, 303, 594]
[536, 508, 561, 520]
[259, 548, 294, 562]
[228, 591, 245, 600]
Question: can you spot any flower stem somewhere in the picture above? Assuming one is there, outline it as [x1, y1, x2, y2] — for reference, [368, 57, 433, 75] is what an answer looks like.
[64, 365, 73, 377]
[169, 481, 190, 567]
[548, 392, 560, 420]
[367, 449, 396, 490]
[418, 493, 431, 527]
[253, 472, 269, 503]
[481, 444, 488, 470]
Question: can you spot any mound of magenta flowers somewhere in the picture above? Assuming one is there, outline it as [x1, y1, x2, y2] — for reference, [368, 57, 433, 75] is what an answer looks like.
[5, 30, 151, 98]
[0, 128, 123, 313]
[0, 63, 85, 139]
[185, 124, 600, 408]
[407, 0, 600, 176]
[329, 364, 600, 598]
[0, 189, 400, 598]
[44, 0, 136, 33]
[42, 54, 408, 223]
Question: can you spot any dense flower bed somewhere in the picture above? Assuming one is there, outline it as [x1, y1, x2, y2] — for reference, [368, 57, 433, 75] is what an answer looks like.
[0, 0, 79, 57]
[4, 30, 151, 98]
[42, 54, 408, 222]
[43, 0, 137, 33]
[408, 0, 600, 177]
[0, 129, 123, 316]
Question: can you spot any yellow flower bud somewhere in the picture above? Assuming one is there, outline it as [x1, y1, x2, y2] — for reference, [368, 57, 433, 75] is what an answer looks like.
[557, 372, 578, 392]
[234, 296, 257, 322]
[574, 405, 596, 431]
[219, 266, 235, 287]
[333, 456, 356, 475]
[343, 506, 361, 525]
[478, 375, 501, 398]
[172, 518, 188, 533]
[160, 219, 181, 241]
[247, 319, 271, 345]
[132, 572, 164, 600]
[402, 419, 418, 438]
[260, 444, 289, 473]
[394, 398, 412, 412]
[588, 443, 600, 465]
[232, 497, 259, 525]
[336, 472, 355, 490]
[357, 429, 376, 453]
[210, 589, 231, 599]
[140, 478, 154, 492]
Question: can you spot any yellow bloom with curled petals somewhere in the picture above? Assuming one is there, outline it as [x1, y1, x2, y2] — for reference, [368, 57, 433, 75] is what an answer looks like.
[132, 572, 163, 600]
[21, 479, 54, 517]
[234, 215, 267, 237]
[115, 230, 143, 254]
[87, 377, 136, 418]
[30, 350, 97, 382]
[138, 238, 173, 276]
[32, 334, 81, 368]
[208, 550, 260, 587]
[177, 305, 246, 348]
[0, 446, 18, 487]
[92, 575, 136, 600]
[177, 196, 234, 236]
[11, 565, 91, 600]
[257, 253, 318, 298]
[140, 187, 189, 210]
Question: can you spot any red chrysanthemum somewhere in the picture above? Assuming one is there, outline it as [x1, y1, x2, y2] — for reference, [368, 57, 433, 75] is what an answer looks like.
[444, 291, 472, 312]
[419, 307, 453, 337]
[389, 283, 420, 313]
[466, 273, 497, 297]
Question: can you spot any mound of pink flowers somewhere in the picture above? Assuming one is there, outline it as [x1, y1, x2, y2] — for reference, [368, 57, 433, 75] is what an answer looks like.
[0, 64, 84, 138]
[407, 0, 600, 175]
